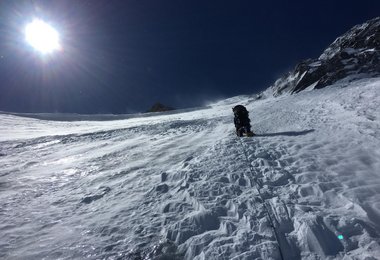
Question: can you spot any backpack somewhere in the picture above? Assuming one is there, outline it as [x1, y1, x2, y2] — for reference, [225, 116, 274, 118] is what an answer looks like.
[232, 105, 248, 116]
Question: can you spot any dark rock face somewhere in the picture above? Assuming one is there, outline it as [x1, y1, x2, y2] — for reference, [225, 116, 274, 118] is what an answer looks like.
[147, 102, 175, 113]
[271, 17, 380, 96]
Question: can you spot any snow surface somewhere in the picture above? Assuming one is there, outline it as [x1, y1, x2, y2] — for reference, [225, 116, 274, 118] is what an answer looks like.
[1, 78, 380, 259]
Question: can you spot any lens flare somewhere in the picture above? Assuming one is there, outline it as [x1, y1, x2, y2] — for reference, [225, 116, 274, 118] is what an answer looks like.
[25, 19, 61, 54]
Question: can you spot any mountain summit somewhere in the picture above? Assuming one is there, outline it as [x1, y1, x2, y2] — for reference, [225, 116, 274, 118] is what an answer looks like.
[270, 17, 380, 96]
[146, 102, 175, 113]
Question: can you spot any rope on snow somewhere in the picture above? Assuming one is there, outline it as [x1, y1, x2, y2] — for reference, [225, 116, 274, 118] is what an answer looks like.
[236, 136, 285, 260]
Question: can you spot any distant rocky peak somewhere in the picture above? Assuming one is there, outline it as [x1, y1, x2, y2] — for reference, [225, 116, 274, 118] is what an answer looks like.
[320, 17, 380, 60]
[270, 17, 380, 97]
[147, 102, 175, 113]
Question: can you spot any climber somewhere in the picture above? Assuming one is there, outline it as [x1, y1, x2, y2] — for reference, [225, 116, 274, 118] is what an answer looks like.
[232, 105, 255, 137]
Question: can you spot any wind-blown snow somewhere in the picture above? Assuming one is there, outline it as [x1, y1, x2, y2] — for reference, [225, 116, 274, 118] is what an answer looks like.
[1, 78, 379, 259]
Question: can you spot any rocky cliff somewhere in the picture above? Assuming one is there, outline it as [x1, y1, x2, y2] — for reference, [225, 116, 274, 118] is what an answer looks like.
[270, 17, 380, 96]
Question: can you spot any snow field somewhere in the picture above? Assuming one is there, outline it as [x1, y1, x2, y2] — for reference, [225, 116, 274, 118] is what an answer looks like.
[0, 77, 379, 259]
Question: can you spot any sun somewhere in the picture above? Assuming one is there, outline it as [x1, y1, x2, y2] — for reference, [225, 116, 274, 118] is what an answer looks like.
[25, 19, 61, 54]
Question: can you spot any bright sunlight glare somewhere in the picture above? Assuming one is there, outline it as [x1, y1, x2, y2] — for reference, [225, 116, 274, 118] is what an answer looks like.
[25, 19, 61, 54]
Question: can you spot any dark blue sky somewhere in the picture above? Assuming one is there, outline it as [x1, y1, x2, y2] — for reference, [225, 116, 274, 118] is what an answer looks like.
[0, 0, 379, 114]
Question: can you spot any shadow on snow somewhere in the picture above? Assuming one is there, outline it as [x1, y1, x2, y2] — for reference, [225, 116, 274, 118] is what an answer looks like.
[256, 129, 315, 137]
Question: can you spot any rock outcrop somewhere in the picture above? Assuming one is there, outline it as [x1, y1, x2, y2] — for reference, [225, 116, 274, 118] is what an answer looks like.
[147, 102, 175, 113]
[270, 17, 380, 96]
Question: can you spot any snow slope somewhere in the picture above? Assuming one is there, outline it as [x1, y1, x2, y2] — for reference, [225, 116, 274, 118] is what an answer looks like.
[0, 78, 379, 259]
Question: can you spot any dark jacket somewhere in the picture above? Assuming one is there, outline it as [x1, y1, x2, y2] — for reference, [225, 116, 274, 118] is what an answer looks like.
[232, 105, 252, 135]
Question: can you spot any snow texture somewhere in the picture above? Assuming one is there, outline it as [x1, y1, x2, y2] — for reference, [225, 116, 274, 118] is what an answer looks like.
[1, 78, 380, 259]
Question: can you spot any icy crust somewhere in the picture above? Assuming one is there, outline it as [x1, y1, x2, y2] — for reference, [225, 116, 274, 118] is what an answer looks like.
[0, 78, 380, 259]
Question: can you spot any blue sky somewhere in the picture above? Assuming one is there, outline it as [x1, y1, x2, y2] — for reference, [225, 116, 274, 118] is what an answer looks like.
[0, 0, 379, 113]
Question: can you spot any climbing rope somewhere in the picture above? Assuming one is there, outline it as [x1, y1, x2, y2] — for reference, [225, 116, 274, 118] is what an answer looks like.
[236, 136, 285, 260]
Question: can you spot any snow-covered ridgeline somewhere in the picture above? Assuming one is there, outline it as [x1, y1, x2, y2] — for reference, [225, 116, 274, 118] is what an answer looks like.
[0, 78, 379, 259]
